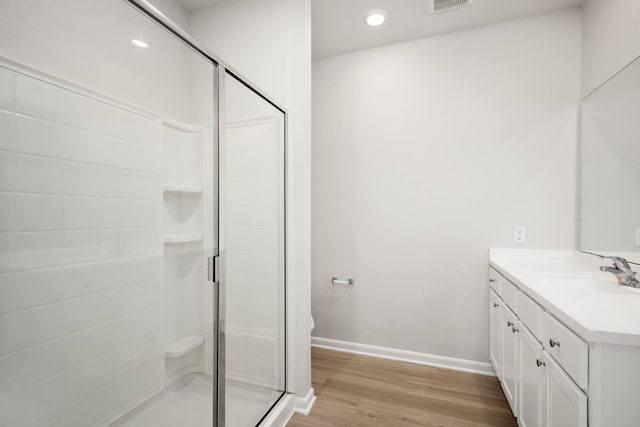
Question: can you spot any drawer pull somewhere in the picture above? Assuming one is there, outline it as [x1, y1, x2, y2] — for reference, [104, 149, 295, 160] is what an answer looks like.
[512, 327, 519, 333]
[493, 303, 499, 308]
[489, 278, 496, 283]
[536, 359, 546, 367]
[507, 321, 514, 327]
[549, 339, 561, 348]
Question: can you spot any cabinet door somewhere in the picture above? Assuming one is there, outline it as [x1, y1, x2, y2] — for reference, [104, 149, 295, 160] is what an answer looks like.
[489, 289, 503, 379]
[546, 355, 587, 427]
[500, 303, 519, 416]
[519, 326, 546, 427]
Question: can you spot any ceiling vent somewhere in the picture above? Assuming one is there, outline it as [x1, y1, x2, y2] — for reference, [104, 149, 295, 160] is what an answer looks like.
[429, 0, 474, 14]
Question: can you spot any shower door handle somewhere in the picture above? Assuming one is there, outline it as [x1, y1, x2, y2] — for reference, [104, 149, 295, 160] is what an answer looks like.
[208, 255, 220, 283]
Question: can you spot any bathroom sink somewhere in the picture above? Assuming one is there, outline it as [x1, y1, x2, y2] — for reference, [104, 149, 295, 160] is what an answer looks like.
[523, 272, 594, 279]
[522, 274, 640, 297]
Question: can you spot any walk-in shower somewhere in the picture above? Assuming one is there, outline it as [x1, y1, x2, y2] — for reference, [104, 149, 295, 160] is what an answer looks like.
[0, 1, 287, 426]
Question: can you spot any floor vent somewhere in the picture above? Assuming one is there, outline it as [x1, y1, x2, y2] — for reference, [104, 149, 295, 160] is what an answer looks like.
[429, 0, 474, 14]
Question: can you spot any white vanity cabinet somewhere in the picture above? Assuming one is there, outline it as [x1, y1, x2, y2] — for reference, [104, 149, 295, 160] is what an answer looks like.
[518, 326, 545, 427]
[488, 266, 587, 427]
[489, 288, 502, 380]
[501, 302, 519, 415]
[489, 249, 640, 427]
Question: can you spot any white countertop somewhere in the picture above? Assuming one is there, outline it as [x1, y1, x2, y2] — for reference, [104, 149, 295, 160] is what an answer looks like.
[489, 249, 640, 346]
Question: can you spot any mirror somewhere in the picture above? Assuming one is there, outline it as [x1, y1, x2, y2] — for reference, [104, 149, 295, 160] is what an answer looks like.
[580, 57, 640, 260]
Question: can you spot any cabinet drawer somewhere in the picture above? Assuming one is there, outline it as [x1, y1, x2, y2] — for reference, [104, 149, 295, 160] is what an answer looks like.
[542, 312, 588, 389]
[501, 278, 518, 312]
[489, 267, 501, 295]
[518, 291, 542, 340]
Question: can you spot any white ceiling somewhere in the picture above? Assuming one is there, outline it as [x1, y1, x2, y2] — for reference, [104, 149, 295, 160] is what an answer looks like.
[312, 0, 583, 59]
[175, 0, 226, 12]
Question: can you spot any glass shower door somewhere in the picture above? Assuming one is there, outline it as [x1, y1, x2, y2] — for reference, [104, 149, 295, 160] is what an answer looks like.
[222, 73, 287, 427]
[0, 1, 218, 426]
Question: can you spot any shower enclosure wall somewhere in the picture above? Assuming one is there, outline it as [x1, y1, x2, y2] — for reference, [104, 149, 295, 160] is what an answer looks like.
[0, 1, 287, 426]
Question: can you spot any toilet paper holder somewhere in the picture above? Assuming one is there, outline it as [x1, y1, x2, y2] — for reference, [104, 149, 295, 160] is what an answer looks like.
[331, 277, 355, 286]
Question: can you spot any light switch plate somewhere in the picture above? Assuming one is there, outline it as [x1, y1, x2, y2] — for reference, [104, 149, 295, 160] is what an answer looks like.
[514, 226, 526, 244]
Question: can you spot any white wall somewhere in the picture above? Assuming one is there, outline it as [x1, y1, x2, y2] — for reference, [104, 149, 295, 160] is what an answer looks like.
[312, 9, 581, 364]
[147, 0, 191, 30]
[581, 0, 640, 97]
[189, 0, 313, 398]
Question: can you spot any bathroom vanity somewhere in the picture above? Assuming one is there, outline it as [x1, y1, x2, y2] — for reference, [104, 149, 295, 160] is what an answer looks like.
[487, 39, 640, 427]
[488, 249, 640, 427]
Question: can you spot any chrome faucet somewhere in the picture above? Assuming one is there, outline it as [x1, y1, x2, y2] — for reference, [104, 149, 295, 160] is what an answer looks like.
[599, 257, 640, 288]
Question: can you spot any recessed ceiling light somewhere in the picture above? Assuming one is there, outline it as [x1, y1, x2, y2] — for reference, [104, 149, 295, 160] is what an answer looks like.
[365, 9, 387, 27]
[132, 39, 149, 48]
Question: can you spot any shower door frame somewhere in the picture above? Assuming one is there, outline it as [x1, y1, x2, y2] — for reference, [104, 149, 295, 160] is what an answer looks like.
[124, 2, 290, 426]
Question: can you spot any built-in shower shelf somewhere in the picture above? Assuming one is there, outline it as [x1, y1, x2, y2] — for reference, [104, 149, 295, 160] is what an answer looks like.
[163, 185, 204, 195]
[164, 234, 204, 244]
[165, 336, 204, 358]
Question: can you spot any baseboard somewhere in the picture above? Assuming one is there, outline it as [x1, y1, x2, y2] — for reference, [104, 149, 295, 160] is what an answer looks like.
[293, 387, 316, 416]
[259, 393, 295, 427]
[311, 337, 495, 377]
[259, 387, 315, 427]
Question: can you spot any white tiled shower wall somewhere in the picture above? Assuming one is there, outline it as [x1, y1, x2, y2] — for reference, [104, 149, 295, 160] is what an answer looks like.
[0, 65, 165, 426]
[225, 117, 283, 388]
[161, 123, 207, 367]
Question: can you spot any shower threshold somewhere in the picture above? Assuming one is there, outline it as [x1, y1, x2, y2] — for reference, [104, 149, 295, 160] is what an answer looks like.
[110, 373, 283, 427]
